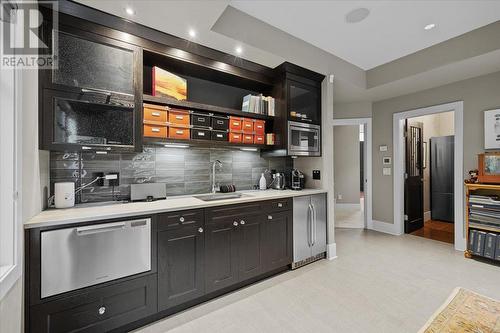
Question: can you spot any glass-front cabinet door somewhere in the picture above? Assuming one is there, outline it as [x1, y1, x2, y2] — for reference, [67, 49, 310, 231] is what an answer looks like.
[51, 30, 136, 97]
[287, 79, 320, 124]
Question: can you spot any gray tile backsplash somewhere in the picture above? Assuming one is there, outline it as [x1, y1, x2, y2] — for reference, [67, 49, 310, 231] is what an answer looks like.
[50, 146, 292, 203]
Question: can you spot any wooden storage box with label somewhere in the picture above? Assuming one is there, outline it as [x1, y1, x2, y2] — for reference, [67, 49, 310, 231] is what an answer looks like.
[243, 134, 254, 144]
[212, 116, 229, 131]
[144, 124, 167, 138]
[254, 120, 265, 135]
[242, 118, 254, 134]
[143, 103, 168, 123]
[254, 135, 265, 145]
[229, 132, 242, 143]
[212, 130, 228, 142]
[191, 128, 210, 140]
[168, 126, 190, 140]
[229, 116, 243, 132]
[168, 108, 190, 126]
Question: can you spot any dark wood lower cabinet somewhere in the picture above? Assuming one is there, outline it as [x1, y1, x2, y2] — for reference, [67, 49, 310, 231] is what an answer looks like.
[157, 224, 204, 311]
[27, 198, 296, 333]
[205, 219, 239, 293]
[263, 211, 293, 271]
[29, 275, 157, 333]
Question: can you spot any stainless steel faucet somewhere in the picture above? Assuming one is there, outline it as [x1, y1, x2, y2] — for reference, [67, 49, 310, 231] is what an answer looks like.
[211, 160, 222, 193]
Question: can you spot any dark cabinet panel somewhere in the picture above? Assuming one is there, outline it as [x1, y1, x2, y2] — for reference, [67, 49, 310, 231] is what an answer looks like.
[238, 215, 264, 281]
[263, 211, 293, 271]
[158, 225, 204, 311]
[287, 79, 320, 124]
[53, 30, 135, 96]
[205, 220, 239, 293]
[157, 209, 204, 230]
[29, 275, 157, 333]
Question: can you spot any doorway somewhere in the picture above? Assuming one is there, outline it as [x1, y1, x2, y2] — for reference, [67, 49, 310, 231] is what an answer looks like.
[404, 112, 455, 244]
[393, 101, 464, 251]
[332, 118, 372, 230]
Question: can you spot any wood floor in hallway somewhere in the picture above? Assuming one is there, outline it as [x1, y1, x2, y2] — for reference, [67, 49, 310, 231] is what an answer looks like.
[134, 229, 500, 333]
[410, 219, 454, 244]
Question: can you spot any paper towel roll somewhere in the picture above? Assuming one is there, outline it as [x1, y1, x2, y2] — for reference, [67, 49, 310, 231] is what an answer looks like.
[54, 182, 75, 208]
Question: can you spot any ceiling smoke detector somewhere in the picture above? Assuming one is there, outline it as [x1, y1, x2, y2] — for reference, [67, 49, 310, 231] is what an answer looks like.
[345, 8, 370, 24]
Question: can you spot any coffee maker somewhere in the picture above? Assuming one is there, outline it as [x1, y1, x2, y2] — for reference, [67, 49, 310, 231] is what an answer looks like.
[291, 169, 305, 190]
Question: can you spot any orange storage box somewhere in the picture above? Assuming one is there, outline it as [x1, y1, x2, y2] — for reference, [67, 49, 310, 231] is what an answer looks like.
[254, 120, 265, 135]
[242, 118, 254, 133]
[254, 135, 265, 145]
[243, 134, 254, 144]
[168, 108, 190, 126]
[229, 116, 243, 132]
[143, 103, 168, 123]
[229, 132, 242, 143]
[144, 124, 167, 138]
[168, 126, 190, 140]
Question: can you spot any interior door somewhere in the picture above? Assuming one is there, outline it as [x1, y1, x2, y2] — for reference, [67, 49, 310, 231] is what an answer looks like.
[430, 136, 455, 222]
[404, 121, 424, 233]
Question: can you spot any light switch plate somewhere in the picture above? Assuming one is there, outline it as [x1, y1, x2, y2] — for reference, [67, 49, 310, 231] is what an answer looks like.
[379, 145, 388, 152]
[383, 167, 392, 176]
[312, 170, 321, 180]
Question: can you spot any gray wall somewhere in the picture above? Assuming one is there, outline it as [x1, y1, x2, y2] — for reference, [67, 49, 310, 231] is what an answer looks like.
[372, 70, 500, 223]
[50, 147, 292, 203]
[334, 125, 361, 204]
[333, 101, 372, 119]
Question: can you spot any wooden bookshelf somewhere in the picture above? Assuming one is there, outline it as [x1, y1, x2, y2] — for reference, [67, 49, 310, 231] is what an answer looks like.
[465, 182, 500, 258]
[143, 94, 274, 121]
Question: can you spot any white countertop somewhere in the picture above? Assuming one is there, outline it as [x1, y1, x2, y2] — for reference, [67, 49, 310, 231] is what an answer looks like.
[25, 189, 327, 229]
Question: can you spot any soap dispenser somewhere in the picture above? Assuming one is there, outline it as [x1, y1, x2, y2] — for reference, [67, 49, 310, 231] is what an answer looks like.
[259, 173, 267, 190]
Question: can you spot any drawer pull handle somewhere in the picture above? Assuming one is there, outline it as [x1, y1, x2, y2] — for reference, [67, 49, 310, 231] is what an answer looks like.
[152, 112, 161, 116]
[217, 121, 223, 124]
[198, 227, 204, 233]
[268, 215, 273, 220]
[233, 122, 239, 126]
[152, 128, 160, 132]
[240, 220, 245, 225]
[233, 221, 239, 227]
[176, 115, 184, 120]
[216, 134, 223, 138]
[198, 132, 205, 136]
[179, 216, 185, 223]
[278, 203, 283, 208]
[176, 130, 184, 134]
[197, 117, 205, 122]
[98, 306, 106, 315]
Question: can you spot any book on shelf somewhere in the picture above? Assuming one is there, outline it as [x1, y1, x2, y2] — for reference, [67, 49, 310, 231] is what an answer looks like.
[495, 237, 500, 261]
[484, 233, 497, 259]
[241, 94, 275, 116]
[473, 231, 487, 256]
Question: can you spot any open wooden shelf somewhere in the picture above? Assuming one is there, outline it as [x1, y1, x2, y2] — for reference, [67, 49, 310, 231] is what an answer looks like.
[143, 137, 272, 149]
[143, 94, 274, 121]
[469, 223, 500, 233]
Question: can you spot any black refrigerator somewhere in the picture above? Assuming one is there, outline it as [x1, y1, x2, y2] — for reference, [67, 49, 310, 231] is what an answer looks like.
[430, 135, 454, 222]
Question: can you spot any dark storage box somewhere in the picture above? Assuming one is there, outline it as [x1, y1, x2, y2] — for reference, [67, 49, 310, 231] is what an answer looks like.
[212, 116, 229, 131]
[191, 128, 211, 140]
[191, 113, 211, 128]
[211, 130, 228, 141]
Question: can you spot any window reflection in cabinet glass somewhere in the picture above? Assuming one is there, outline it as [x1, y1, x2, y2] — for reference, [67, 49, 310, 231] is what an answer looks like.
[54, 98, 134, 146]
[289, 82, 318, 122]
[53, 32, 134, 95]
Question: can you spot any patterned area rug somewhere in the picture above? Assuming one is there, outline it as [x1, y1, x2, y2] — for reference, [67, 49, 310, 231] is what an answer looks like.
[419, 288, 500, 333]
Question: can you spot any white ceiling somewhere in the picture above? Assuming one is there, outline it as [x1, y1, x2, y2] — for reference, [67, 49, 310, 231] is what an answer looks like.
[230, 0, 500, 69]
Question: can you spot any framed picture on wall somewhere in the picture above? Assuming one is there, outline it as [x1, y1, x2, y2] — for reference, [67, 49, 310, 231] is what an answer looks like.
[484, 109, 500, 149]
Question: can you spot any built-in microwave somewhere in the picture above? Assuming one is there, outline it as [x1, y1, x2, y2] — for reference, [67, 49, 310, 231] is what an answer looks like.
[287, 121, 321, 156]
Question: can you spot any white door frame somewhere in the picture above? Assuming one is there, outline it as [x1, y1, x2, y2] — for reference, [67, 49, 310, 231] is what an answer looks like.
[332, 118, 373, 230]
[393, 101, 465, 251]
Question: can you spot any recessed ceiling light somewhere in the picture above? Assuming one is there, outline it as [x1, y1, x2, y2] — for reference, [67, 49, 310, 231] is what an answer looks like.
[125, 7, 135, 15]
[188, 29, 196, 38]
[424, 23, 436, 30]
[235, 46, 243, 55]
[345, 8, 370, 24]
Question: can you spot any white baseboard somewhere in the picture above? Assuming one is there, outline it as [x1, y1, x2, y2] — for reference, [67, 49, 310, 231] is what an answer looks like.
[370, 220, 403, 236]
[327, 243, 337, 260]
[424, 211, 431, 222]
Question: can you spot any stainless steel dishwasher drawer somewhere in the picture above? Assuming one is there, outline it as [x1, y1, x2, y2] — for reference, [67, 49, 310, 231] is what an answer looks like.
[41, 218, 151, 298]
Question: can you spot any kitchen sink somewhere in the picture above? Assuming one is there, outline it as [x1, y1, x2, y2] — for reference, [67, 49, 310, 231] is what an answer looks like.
[193, 193, 250, 202]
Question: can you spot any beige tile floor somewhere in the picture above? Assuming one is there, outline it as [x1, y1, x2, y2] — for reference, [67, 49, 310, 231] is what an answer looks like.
[134, 229, 500, 333]
[335, 198, 364, 228]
